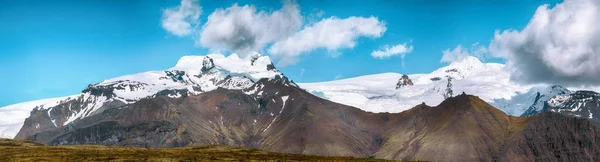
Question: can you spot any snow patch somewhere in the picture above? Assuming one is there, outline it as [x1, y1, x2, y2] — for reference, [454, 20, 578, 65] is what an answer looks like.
[64, 95, 108, 126]
[263, 95, 289, 133]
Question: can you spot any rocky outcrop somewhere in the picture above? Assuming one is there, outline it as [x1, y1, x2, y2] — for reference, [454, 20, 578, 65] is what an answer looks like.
[201, 56, 215, 72]
[443, 76, 454, 99]
[395, 75, 413, 89]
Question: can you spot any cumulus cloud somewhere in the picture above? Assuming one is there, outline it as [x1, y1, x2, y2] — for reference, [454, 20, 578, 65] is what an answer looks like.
[161, 0, 202, 37]
[268, 16, 387, 66]
[441, 43, 487, 63]
[371, 43, 413, 59]
[489, 0, 600, 86]
[198, 1, 302, 57]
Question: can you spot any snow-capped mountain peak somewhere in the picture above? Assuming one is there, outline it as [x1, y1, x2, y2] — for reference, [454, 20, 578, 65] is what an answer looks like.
[0, 53, 295, 138]
[447, 56, 483, 69]
[94, 53, 286, 101]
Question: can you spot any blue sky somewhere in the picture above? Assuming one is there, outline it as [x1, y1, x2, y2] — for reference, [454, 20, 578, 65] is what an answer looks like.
[0, 0, 564, 106]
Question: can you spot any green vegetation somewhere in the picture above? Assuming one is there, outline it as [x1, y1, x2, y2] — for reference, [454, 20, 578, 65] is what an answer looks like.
[0, 138, 395, 162]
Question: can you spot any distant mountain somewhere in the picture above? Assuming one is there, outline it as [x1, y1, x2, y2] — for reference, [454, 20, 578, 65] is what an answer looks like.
[299, 56, 537, 114]
[522, 90, 600, 123]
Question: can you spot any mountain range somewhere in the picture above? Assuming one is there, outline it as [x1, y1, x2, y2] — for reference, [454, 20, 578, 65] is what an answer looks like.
[2, 54, 600, 161]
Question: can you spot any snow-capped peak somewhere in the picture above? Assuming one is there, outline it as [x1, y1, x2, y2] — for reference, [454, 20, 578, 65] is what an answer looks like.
[91, 53, 292, 107]
[447, 56, 483, 68]
[429, 56, 492, 80]
[299, 57, 531, 114]
[0, 53, 293, 138]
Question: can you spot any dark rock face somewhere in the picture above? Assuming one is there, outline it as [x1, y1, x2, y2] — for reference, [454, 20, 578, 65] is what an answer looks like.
[82, 80, 149, 97]
[16, 81, 600, 161]
[162, 70, 190, 84]
[201, 57, 215, 72]
[444, 76, 454, 99]
[153, 89, 190, 98]
[395, 75, 414, 89]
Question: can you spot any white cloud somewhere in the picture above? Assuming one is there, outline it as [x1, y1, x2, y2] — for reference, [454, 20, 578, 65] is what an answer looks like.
[268, 16, 387, 66]
[198, 1, 302, 57]
[441, 43, 487, 63]
[371, 43, 413, 59]
[489, 0, 600, 85]
[300, 68, 306, 77]
[161, 0, 202, 37]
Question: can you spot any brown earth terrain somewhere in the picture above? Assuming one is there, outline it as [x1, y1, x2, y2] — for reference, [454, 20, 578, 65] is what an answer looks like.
[0, 138, 396, 162]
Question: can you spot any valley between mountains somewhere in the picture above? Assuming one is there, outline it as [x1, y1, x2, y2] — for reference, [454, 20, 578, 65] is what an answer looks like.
[2, 54, 600, 161]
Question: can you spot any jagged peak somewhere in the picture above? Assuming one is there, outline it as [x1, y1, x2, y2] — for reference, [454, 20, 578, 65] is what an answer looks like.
[201, 56, 215, 72]
[395, 74, 414, 89]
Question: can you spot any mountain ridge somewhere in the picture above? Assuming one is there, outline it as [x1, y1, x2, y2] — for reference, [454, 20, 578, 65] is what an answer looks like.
[1, 53, 295, 138]
[14, 78, 600, 161]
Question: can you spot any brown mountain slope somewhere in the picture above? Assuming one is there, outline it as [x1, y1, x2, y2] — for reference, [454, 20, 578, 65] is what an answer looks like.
[376, 94, 600, 161]
[16, 79, 600, 161]
[376, 94, 513, 161]
[497, 112, 600, 162]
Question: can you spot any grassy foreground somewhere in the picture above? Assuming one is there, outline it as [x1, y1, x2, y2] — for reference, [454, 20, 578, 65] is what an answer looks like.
[0, 138, 394, 162]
